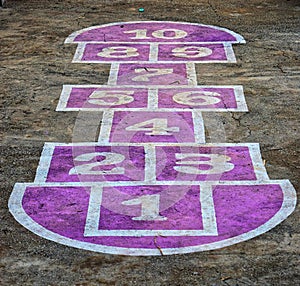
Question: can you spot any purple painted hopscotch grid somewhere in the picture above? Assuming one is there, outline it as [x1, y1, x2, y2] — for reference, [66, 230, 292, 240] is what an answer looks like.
[56, 85, 247, 112]
[9, 22, 297, 256]
[66, 21, 245, 43]
[16, 181, 292, 252]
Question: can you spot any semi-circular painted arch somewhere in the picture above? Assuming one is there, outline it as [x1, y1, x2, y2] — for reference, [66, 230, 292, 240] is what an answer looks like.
[65, 21, 245, 44]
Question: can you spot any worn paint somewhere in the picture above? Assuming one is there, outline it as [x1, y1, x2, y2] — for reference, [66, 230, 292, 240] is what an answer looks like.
[9, 21, 296, 256]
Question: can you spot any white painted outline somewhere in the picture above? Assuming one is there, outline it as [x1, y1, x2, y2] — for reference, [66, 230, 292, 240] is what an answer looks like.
[72, 43, 86, 62]
[107, 63, 119, 85]
[144, 145, 156, 183]
[9, 180, 296, 256]
[65, 21, 246, 44]
[186, 63, 197, 86]
[84, 184, 217, 236]
[149, 43, 159, 62]
[33, 142, 268, 183]
[192, 110, 205, 143]
[223, 42, 237, 63]
[56, 85, 248, 112]
[97, 110, 114, 143]
[34, 144, 55, 183]
[147, 88, 158, 109]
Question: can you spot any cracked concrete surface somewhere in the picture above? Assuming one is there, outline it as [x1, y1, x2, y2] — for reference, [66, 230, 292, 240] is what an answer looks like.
[0, 0, 299, 285]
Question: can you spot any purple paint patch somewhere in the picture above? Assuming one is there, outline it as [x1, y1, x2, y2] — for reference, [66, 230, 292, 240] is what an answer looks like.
[158, 87, 238, 109]
[45, 145, 145, 182]
[115, 63, 194, 86]
[80, 43, 150, 62]
[108, 111, 197, 143]
[20, 183, 284, 250]
[65, 87, 148, 109]
[156, 146, 257, 181]
[158, 44, 227, 62]
[71, 22, 241, 43]
[97, 185, 204, 231]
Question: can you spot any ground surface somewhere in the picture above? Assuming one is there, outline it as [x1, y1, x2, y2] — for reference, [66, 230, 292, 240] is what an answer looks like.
[0, 0, 299, 285]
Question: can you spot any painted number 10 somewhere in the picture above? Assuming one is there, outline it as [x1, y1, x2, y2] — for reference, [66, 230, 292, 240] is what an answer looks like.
[124, 29, 188, 40]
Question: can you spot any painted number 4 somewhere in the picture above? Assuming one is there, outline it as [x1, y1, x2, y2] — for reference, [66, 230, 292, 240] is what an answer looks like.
[126, 118, 179, 135]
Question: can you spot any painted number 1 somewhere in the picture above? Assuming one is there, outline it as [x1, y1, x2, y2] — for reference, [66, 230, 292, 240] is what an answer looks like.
[122, 194, 167, 221]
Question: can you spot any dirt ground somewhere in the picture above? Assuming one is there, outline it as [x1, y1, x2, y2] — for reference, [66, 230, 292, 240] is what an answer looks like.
[0, 0, 299, 285]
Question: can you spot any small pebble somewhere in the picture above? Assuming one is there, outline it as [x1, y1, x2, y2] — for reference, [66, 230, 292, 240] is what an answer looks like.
[138, 8, 144, 12]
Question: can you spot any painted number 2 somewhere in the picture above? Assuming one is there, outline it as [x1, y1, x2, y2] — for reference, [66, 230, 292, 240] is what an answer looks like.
[69, 152, 125, 175]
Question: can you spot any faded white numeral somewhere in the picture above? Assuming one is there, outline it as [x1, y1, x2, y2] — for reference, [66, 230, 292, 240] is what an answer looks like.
[98, 46, 139, 58]
[174, 153, 234, 174]
[88, 90, 134, 106]
[173, 91, 221, 106]
[172, 46, 213, 58]
[122, 194, 167, 221]
[132, 68, 173, 82]
[124, 28, 187, 40]
[69, 152, 125, 175]
[125, 118, 179, 135]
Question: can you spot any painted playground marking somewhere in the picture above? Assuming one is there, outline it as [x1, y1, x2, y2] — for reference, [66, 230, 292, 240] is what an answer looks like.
[9, 180, 296, 255]
[9, 21, 296, 256]
[57, 85, 247, 112]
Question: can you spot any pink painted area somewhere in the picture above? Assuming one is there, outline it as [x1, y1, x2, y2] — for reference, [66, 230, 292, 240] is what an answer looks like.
[21, 183, 283, 249]
[158, 44, 227, 62]
[65, 87, 148, 109]
[71, 22, 241, 43]
[115, 63, 193, 86]
[108, 111, 196, 143]
[156, 146, 257, 181]
[99, 185, 203, 231]
[45, 145, 145, 182]
[158, 87, 238, 109]
[80, 43, 150, 62]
